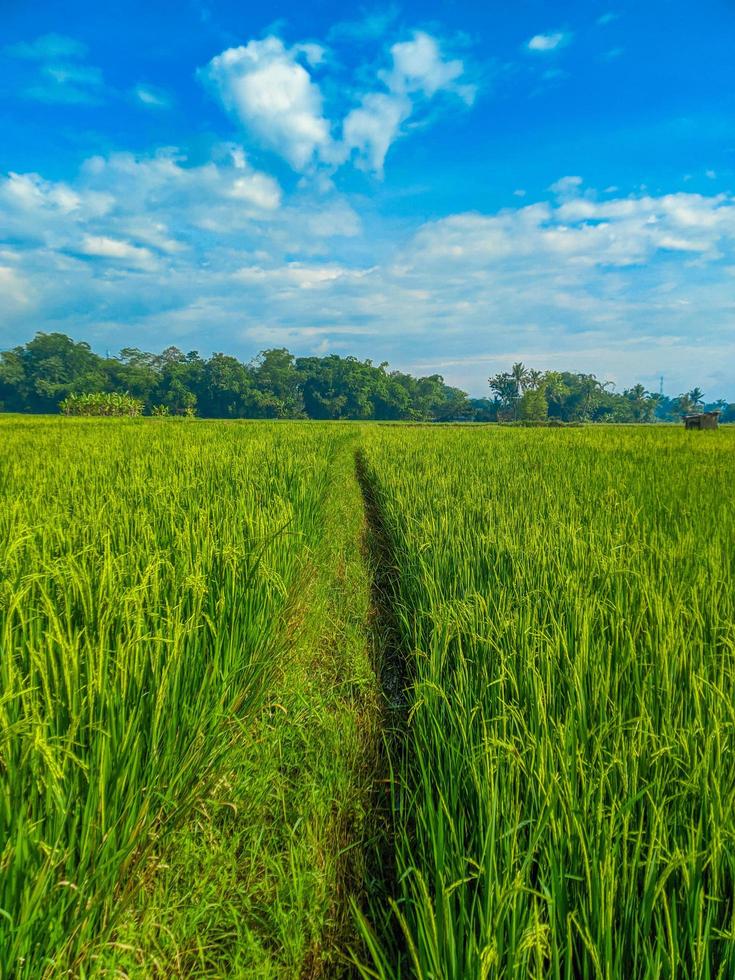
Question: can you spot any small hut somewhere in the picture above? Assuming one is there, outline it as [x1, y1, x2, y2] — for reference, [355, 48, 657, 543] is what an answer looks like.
[683, 411, 720, 430]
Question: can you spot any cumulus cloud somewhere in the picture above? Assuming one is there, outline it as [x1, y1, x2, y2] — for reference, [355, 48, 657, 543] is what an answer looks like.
[80, 235, 154, 265]
[550, 175, 584, 197]
[0, 148, 287, 270]
[342, 31, 475, 175]
[384, 31, 473, 100]
[201, 30, 475, 177]
[82, 148, 283, 218]
[526, 32, 571, 52]
[342, 92, 411, 176]
[201, 37, 332, 170]
[410, 190, 735, 269]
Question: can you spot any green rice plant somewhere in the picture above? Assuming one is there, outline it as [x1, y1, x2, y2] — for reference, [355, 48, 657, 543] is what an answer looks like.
[357, 426, 735, 979]
[105, 429, 383, 978]
[0, 417, 340, 977]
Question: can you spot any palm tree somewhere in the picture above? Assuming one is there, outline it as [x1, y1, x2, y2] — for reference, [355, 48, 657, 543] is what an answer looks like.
[675, 393, 694, 415]
[526, 369, 544, 390]
[511, 362, 531, 393]
[688, 387, 705, 408]
[627, 383, 647, 400]
[624, 384, 653, 421]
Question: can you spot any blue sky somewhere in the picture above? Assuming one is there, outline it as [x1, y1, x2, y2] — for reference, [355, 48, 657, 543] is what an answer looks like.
[1, 0, 734, 397]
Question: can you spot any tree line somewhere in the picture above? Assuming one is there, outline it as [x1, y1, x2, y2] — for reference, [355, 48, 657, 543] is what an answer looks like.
[487, 362, 734, 423]
[1, 332, 732, 423]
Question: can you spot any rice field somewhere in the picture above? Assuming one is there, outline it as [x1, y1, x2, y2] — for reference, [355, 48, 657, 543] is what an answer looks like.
[1, 418, 734, 977]
[357, 426, 735, 979]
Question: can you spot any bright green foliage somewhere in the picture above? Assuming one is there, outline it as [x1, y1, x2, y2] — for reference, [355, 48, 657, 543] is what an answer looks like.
[519, 387, 548, 421]
[358, 426, 735, 979]
[59, 391, 144, 415]
[0, 417, 340, 976]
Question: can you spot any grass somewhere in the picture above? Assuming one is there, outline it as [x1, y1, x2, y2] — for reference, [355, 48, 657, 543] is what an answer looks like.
[2, 419, 734, 978]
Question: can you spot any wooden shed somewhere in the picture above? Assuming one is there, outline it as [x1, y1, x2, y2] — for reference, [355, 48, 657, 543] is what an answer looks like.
[683, 411, 720, 430]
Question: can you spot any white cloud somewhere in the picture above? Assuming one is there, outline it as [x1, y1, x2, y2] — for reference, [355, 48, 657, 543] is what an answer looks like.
[342, 31, 475, 175]
[550, 175, 584, 197]
[304, 199, 362, 237]
[6, 32, 106, 105]
[0, 265, 30, 308]
[4, 33, 87, 60]
[526, 32, 571, 52]
[80, 235, 154, 264]
[385, 31, 472, 100]
[235, 261, 374, 289]
[0, 149, 286, 269]
[410, 191, 735, 269]
[133, 84, 173, 109]
[201, 30, 475, 178]
[201, 37, 332, 170]
[80, 148, 282, 218]
[597, 12, 619, 26]
[2, 171, 82, 214]
[342, 92, 411, 176]
[292, 42, 327, 67]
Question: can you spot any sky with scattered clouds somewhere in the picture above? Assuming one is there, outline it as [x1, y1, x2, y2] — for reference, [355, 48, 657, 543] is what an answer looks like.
[1, 0, 734, 396]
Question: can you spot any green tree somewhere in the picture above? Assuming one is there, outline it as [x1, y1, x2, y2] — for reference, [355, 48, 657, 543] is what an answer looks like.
[488, 372, 520, 419]
[199, 353, 258, 418]
[623, 384, 657, 422]
[253, 349, 304, 418]
[511, 361, 531, 392]
[675, 393, 694, 415]
[0, 333, 106, 412]
[519, 387, 548, 421]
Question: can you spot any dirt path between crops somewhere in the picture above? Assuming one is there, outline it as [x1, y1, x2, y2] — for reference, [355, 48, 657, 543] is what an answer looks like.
[351, 449, 411, 975]
[354, 450, 409, 713]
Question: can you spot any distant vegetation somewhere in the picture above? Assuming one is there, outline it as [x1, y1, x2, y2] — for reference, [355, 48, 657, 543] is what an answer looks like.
[59, 391, 143, 416]
[2, 331, 732, 422]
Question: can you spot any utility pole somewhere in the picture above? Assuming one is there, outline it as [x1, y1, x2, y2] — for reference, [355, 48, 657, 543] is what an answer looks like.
[659, 375, 664, 396]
